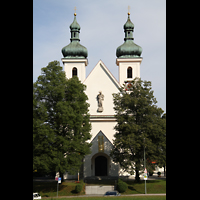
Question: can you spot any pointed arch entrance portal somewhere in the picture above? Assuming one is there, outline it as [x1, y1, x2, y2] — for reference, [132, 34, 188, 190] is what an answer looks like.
[95, 156, 107, 176]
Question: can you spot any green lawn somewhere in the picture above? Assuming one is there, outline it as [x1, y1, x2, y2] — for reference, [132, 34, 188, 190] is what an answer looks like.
[33, 179, 166, 197]
[124, 179, 166, 194]
[33, 181, 85, 197]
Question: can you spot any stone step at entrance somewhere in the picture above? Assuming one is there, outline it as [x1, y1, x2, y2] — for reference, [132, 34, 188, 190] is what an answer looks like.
[85, 185, 115, 195]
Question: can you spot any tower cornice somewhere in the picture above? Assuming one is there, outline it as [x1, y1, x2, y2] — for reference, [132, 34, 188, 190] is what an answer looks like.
[116, 57, 143, 66]
[61, 58, 88, 66]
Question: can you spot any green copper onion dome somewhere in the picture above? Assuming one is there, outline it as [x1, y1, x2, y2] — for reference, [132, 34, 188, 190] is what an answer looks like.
[116, 13, 142, 58]
[62, 13, 88, 59]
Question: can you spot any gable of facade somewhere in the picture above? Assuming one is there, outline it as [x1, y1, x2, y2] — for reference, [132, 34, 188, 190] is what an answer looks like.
[83, 60, 120, 116]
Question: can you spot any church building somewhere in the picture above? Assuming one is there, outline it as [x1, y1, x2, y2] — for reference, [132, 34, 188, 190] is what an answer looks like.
[61, 11, 143, 179]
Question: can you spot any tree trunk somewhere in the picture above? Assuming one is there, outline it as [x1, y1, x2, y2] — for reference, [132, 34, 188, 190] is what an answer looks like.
[135, 169, 140, 182]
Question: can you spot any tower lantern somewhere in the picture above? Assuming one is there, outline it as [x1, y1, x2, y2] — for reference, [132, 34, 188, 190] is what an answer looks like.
[61, 11, 88, 82]
[116, 12, 143, 86]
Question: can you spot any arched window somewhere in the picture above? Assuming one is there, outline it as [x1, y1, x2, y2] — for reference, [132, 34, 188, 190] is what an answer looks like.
[72, 67, 77, 77]
[127, 67, 132, 78]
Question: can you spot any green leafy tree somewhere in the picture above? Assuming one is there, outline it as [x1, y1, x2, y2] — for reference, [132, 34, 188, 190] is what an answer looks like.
[110, 78, 166, 182]
[33, 61, 91, 178]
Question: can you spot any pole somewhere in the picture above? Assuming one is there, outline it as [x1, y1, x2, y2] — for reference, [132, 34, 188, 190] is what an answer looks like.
[78, 170, 79, 182]
[57, 182, 59, 197]
[144, 138, 147, 194]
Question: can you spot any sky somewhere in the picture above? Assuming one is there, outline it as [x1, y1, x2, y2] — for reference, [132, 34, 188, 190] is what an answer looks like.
[33, 0, 166, 113]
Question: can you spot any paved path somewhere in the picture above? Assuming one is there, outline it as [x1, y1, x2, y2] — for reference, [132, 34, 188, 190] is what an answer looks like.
[42, 193, 166, 199]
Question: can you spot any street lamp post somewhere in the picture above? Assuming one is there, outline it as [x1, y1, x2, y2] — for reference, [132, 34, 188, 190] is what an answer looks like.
[144, 138, 147, 194]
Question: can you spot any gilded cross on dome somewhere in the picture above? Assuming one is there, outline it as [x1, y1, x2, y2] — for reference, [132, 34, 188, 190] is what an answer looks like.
[128, 5, 130, 15]
[74, 6, 77, 16]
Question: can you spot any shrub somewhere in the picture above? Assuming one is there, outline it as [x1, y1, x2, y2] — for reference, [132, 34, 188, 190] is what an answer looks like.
[117, 179, 128, 193]
[75, 184, 82, 193]
[118, 179, 123, 183]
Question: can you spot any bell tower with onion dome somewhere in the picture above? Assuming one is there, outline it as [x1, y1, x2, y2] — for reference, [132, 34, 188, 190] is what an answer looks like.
[61, 10, 88, 83]
[116, 11, 143, 86]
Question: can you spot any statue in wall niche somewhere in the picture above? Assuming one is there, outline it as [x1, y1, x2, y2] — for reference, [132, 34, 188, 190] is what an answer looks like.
[97, 91, 104, 112]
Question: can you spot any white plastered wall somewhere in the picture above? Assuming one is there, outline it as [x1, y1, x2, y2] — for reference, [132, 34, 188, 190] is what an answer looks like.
[61, 58, 88, 83]
[116, 58, 142, 85]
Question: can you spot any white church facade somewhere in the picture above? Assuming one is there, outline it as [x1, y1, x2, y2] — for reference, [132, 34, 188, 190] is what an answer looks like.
[61, 11, 146, 180]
